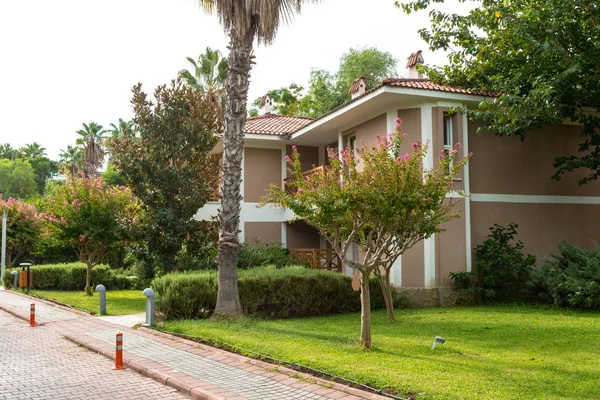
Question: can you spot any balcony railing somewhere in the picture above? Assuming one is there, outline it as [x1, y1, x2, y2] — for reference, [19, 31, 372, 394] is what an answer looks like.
[289, 248, 342, 273]
[284, 165, 330, 193]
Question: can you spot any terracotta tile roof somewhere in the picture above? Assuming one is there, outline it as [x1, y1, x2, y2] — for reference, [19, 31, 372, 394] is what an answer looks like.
[348, 76, 367, 94]
[291, 78, 495, 134]
[406, 50, 423, 68]
[244, 113, 314, 136]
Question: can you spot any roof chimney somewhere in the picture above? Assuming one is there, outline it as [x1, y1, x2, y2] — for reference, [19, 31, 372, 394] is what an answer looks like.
[259, 93, 272, 115]
[406, 50, 425, 79]
[349, 76, 367, 99]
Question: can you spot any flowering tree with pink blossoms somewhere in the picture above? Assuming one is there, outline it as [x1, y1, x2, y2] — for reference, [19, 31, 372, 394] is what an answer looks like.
[43, 176, 139, 294]
[0, 195, 43, 268]
[263, 119, 469, 348]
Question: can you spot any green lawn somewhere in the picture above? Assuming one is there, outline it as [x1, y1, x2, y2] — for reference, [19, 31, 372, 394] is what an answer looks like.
[30, 290, 145, 316]
[160, 306, 600, 400]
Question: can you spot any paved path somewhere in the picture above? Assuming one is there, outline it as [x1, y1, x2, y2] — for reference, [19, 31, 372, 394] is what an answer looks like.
[0, 290, 388, 400]
[0, 310, 186, 400]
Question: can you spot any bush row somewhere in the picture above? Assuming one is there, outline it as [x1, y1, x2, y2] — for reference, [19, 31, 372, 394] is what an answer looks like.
[2, 263, 133, 291]
[152, 265, 384, 319]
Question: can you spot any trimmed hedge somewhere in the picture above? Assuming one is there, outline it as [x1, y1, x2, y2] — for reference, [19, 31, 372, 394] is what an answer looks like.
[152, 266, 385, 319]
[2, 263, 132, 291]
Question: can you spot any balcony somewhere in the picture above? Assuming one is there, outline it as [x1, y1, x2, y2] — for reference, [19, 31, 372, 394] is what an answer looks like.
[289, 248, 342, 273]
[284, 165, 329, 193]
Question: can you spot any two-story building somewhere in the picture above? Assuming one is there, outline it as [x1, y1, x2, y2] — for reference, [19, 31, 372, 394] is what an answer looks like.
[196, 52, 600, 299]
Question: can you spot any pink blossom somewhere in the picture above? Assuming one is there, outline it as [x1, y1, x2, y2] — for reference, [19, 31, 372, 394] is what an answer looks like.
[403, 133, 408, 138]
[285, 155, 292, 163]
[370, 180, 374, 185]
[469, 152, 474, 157]
[423, 197, 429, 202]
[404, 153, 410, 161]
[396, 155, 402, 163]
[79, 235, 85, 242]
[456, 142, 462, 148]
[412, 143, 418, 148]
[297, 187, 304, 193]
[292, 145, 297, 151]
[451, 149, 458, 155]
[395, 117, 402, 124]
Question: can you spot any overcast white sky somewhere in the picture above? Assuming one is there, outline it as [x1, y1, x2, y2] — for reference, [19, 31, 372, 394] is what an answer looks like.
[0, 0, 470, 160]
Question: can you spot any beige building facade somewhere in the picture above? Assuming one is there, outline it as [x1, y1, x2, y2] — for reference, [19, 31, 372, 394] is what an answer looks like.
[195, 78, 600, 289]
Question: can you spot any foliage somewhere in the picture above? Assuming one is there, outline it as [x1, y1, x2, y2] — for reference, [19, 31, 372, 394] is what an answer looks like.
[0, 143, 20, 160]
[0, 196, 43, 267]
[455, 223, 537, 302]
[237, 243, 299, 269]
[101, 163, 127, 186]
[400, 0, 600, 184]
[179, 47, 228, 114]
[19, 142, 46, 159]
[152, 266, 384, 319]
[250, 83, 304, 116]
[58, 145, 84, 176]
[108, 79, 220, 273]
[297, 69, 347, 118]
[161, 305, 600, 400]
[0, 158, 38, 199]
[263, 120, 467, 347]
[76, 122, 107, 177]
[42, 175, 138, 292]
[30, 290, 144, 315]
[2, 263, 132, 291]
[537, 241, 600, 310]
[26, 156, 58, 196]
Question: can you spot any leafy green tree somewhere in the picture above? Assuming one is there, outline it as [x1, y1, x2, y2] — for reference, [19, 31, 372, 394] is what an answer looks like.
[198, 0, 317, 317]
[108, 79, 220, 273]
[76, 122, 106, 177]
[20, 142, 47, 159]
[43, 176, 138, 293]
[298, 69, 347, 118]
[0, 159, 37, 199]
[179, 47, 228, 114]
[250, 83, 304, 116]
[400, 0, 600, 184]
[0, 196, 42, 267]
[59, 145, 84, 176]
[0, 144, 19, 160]
[101, 163, 127, 187]
[263, 122, 467, 348]
[337, 46, 397, 94]
[26, 156, 58, 196]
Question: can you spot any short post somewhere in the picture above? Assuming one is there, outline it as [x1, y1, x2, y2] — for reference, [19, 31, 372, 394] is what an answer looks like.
[19, 262, 32, 294]
[30, 303, 35, 327]
[95, 284, 106, 315]
[11, 271, 18, 289]
[113, 332, 126, 370]
[142, 288, 155, 327]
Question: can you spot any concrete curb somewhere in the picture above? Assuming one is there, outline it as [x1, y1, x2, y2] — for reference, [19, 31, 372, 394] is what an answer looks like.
[0, 304, 47, 326]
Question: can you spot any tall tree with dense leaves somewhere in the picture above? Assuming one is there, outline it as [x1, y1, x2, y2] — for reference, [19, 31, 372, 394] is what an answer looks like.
[179, 47, 228, 114]
[0, 159, 37, 199]
[76, 122, 106, 177]
[108, 80, 220, 273]
[0, 144, 19, 160]
[198, 0, 317, 317]
[20, 142, 47, 159]
[400, 0, 600, 184]
[249, 83, 304, 116]
[59, 145, 84, 176]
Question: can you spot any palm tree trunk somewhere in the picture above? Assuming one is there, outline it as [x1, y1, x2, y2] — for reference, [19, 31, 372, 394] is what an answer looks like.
[214, 28, 254, 317]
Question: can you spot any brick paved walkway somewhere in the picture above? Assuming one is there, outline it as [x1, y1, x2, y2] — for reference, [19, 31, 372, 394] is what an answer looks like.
[0, 310, 186, 400]
[0, 290, 388, 400]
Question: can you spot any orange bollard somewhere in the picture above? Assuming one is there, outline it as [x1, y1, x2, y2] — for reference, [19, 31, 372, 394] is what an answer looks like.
[113, 332, 126, 370]
[30, 303, 35, 327]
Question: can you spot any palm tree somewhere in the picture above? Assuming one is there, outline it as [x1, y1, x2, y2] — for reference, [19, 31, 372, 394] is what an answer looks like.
[179, 47, 228, 114]
[76, 122, 106, 177]
[20, 142, 47, 159]
[199, 0, 317, 317]
[0, 143, 19, 160]
[59, 145, 84, 176]
[106, 119, 134, 154]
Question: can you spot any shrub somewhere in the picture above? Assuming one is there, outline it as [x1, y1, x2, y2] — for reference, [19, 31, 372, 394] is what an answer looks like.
[2, 263, 132, 291]
[152, 266, 384, 319]
[536, 241, 600, 310]
[237, 243, 300, 269]
[451, 223, 536, 302]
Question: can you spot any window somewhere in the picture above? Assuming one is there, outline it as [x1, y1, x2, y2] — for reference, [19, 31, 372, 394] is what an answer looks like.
[443, 114, 453, 174]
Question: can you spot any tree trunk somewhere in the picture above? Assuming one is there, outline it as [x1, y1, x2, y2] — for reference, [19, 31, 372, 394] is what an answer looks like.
[85, 263, 92, 295]
[214, 27, 254, 317]
[375, 267, 396, 321]
[360, 269, 372, 349]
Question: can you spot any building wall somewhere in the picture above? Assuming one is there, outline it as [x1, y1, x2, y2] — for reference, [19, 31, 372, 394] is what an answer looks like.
[286, 221, 320, 249]
[402, 241, 425, 287]
[244, 147, 282, 202]
[244, 222, 281, 245]
[437, 199, 467, 286]
[468, 123, 600, 196]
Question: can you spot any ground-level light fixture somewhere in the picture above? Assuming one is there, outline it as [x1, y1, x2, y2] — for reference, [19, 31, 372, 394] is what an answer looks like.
[431, 336, 446, 350]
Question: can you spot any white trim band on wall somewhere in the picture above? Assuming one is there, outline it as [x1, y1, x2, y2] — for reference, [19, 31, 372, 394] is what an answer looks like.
[471, 193, 600, 205]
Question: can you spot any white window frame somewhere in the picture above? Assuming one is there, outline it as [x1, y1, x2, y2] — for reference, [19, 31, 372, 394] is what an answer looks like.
[443, 114, 453, 173]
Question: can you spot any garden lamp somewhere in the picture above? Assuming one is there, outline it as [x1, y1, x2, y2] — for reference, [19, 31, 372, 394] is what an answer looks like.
[431, 336, 446, 350]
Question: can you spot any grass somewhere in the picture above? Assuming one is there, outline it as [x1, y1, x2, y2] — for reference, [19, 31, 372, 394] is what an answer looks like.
[159, 305, 600, 400]
[30, 290, 145, 316]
